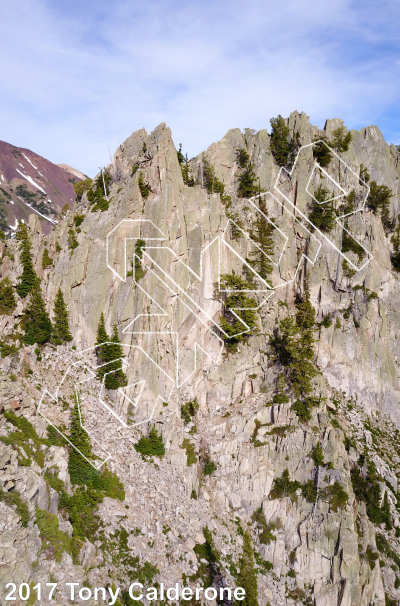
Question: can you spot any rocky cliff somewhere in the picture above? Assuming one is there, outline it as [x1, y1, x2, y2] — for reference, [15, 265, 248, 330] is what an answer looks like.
[1, 113, 400, 605]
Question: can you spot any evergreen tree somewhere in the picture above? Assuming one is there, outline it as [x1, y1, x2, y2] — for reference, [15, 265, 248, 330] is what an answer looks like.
[248, 197, 274, 280]
[391, 219, 400, 271]
[95, 316, 127, 389]
[237, 163, 258, 198]
[313, 139, 332, 167]
[134, 238, 146, 280]
[42, 247, 53, 269]
[308, 186, 336, 233]
[201, 156, 225, 194]
[104, 324, 127, 390]
[271, 285, 317, 401]
[237, 531, 258, 606]
[95, 312, 109, 380]
[16, 222, 37, 298]
[51, 287, 72, 344]
[270, 115, 292, 167]
[366, 181, 392, 231]
[68, 396, 98, 485]
[0, 277, 16, 314]
[331, 126, 352, 153]
[219, 273, 258, 351]
[22, 286, 52, 345]
[236, 147, 250, 168]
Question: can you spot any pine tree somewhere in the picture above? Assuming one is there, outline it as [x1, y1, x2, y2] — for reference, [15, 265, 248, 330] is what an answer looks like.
[313, 139, 332, 167]
[391, 219, 400, 271]
[95, 312, 110, 380]
[248, 197, 274, 280]
[22, 286, 52, 345]
[308, 186, 336, 233]
[219, 273, 258, 351]
[51, 288, 72, 344]
[68, 396, 98, 485]
[95, 316, 127, 389]
[0, 277, 16, 314]
[16, 222, 37, 298]
[237, 531, 258, 606]
[270, 115, 292, 167]
[104, 324, 127, 390]
[42, 247, 53, 269]
[237, 163, 258, 198]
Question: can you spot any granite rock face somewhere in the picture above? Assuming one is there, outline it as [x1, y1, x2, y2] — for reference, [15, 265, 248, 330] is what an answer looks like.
[1, 113, 400, 605]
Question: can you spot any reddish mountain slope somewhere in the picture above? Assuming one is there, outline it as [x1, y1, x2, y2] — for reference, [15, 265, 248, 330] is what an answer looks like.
[0, 140, 82, 235]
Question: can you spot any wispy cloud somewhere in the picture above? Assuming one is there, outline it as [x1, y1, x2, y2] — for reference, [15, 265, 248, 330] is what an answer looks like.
[0, 0, 399, 175]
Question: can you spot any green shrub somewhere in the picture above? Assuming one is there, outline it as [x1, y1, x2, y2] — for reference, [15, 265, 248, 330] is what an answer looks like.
[95, 315, 127, 389]
[0, 277, 16, 314]
[313, 139, 332, 167]
[330, 127, 352, 152]
[351, 458, 391, 528]
[251, 507, 277, 544]
[134, 427, 165, 458]
[322, 482, 349, 511]
[0, 485, 29, 527]
[67, 228, 78, 250]
[35, 508, 81, 563]
[181, 439, 197, 466]
[181, 398, 199, 425]
[270, 469, 300, 499]
[41, 247, 53, 269]
[1, 409, 48, 467]
[219, 272, 258, 351]
[342, 236, 365, 263]
[237, 531, 259, 606]
[203, 452, 217, 476]
[271, 288, 317, 415]
[365, 545, 379, 569]
[366, 181, 392, 230]
[308, 186, 335, 233]
[68, 398, 99, 486]
[74, 179, 92, 202]
[248, 196, 274, 280]
[177, 145, 195, 186]
[272, 392, 290, 404]
[237, 163, 258, 198]
[134, 238, 146, 280]
[301, 480, 317, 502]
[201, 156, 225, 195]
[312, 442, 324, 466]
[236, 147, 250, 168]
[138, 172, 150, 199]
[73, 214, 86, 229]
[391, 219, 400, 271]
[87, 171, 111, 212]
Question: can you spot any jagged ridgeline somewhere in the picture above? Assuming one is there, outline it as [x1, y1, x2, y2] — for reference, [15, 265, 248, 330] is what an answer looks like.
[1, 112, 400, 605]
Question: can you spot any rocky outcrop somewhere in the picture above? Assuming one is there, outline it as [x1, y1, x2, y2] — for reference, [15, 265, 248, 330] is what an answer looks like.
[1, 113, 400, 604]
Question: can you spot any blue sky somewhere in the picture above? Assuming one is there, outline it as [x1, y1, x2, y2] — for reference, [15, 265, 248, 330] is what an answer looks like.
[1, 0, 399, 176]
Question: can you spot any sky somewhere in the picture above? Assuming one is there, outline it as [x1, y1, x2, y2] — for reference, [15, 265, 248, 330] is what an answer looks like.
[0, 0, 400, 176]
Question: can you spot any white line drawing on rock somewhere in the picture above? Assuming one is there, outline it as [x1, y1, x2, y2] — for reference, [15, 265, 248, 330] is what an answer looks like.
[39, 141, 373, 468]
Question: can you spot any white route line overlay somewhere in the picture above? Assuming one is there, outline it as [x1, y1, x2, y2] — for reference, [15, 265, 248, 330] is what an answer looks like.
[38, 140, 373, 469]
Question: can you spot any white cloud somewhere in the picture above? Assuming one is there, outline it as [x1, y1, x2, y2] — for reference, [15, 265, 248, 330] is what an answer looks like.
[0, 0, 399, 175]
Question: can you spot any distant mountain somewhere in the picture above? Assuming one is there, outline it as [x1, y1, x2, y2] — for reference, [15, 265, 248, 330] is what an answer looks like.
[0, 140, 82, 235]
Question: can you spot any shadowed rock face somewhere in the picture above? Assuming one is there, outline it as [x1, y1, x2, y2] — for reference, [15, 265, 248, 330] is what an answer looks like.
[0, 140, 82, 235]
[2, 114, 400, 605]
